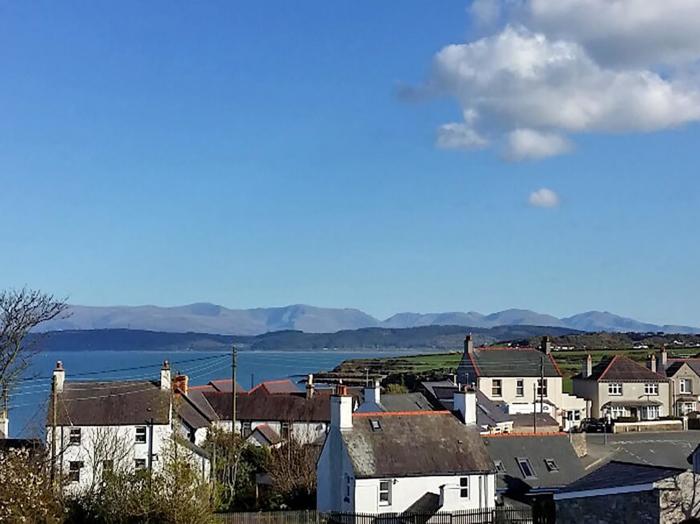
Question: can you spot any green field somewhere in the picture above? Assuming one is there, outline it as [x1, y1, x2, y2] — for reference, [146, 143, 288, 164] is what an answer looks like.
[336, 348, 698, 394]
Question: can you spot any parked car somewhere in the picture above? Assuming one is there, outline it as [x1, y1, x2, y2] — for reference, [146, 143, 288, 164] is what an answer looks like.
[578, 418, 607, 433]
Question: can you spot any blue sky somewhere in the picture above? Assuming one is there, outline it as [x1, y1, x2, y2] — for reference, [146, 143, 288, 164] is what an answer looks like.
[1, 1, 699, 325]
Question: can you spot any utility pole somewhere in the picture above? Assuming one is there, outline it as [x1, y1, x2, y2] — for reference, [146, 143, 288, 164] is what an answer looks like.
[231, 344, 237, 444]
[147, 417, 154, 490]
[533, 382, 537, 434]
[50, 374, 57, 487]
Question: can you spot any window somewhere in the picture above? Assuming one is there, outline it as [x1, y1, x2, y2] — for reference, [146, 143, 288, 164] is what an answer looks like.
[517, 458, 536, 479]
[494, 460, 506, 473]
[460, 477, 469, 498]
[537, 379, 548, 397]
[608, 383, 623, 396]
[516, 380, 524, 397]
[643, 406, 659, 420]
[68, 461, 83, 483]
[610, 406, 626, 419]
[242, 422, 252, 438]
[370, 419, 382, 431]
[379, 480, 392, 506]
[680, 379, 692, 394]
[544, 459, 559, 472]
[102, 460, 113, 474]
[344, 474, 351, 503]
[69, 428, 81, 445]
[135, 426, 147, 444]
[644, 383, 659, 395]
[135, 459, 147, 470]
[492, 380, 503, 397]
[280, 422, 291, 440]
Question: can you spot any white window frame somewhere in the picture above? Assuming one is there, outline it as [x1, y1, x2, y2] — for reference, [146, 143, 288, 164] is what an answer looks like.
[492, 379, 503, 397]
[643, 405, 660, 420]
[537, 379, 548, 397]
[135, 426, 147, 444]
[644, 383, 659, 396]
[379, 480, 392, 506]
[68, 461, 83, 483]
[135, 458, 147, 471]
[517, 458, 536, 479]
[680, 379, 692, 394]
[516, 379, 524, 397]
[608, 383, 623, 396]
[69, 427, 81, 446]
[610, 406, 626, 419]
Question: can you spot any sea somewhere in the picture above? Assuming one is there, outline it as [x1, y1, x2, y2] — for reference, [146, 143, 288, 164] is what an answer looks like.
[7, 348, 419, 438]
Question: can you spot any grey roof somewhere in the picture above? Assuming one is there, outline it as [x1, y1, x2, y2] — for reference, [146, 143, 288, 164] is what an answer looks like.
[343, 412, 494, 478]
[583, 430, 700, 470]
[483, 434, 584, 494]
[370, 393, 434, 413]
[420, 381, 512, 428]
[558, 461, 685, 494]
[665, 359, 700, 378]
[458, 349, 560, 380]
[176, 392, 216, 430]
[52, 381, 171, 426]
[248, 424, 282, 445]
[511, 413, 560, 430]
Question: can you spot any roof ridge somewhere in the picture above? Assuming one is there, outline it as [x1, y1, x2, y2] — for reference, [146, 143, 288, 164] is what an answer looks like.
[597, 355, 619, 381]
[353, 410, 451, 417]
[607, 460, 686, 472]
[484, 431, 569, 438]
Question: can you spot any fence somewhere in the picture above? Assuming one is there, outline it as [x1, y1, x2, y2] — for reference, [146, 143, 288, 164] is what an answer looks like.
[216, 508, 534, 524]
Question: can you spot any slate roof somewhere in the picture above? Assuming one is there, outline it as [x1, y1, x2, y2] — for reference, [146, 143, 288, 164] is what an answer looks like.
[576, 355, 668, 382]
[511, 413, 560, 431]
[665, 359, 700, 378]
[202, 389, 331, 422]
[175, 391, 217, 429]
[342, 412, 494, 478]
[249, 424, 281, 445]
[249, 379, 299, 395]
[360, 392, 434, 413]
[458, 348, 561, 380]
[190, 379, 246, 393]
[420, 381, 512, 428]
[483, 434, 584, 495]
[558, 461, 684, 494]
[51, 381, 171, 426]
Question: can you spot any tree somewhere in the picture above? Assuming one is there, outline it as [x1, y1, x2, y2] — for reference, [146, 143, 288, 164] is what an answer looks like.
[265, 440, 318, 509]
[0, 447, 63, 522]
[0, 288, 67, 398]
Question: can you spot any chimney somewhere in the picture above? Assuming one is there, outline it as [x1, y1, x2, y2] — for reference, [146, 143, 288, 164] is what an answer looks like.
[451, 373, 458, 386]
[160, 361, 171, 390]
[364, 379, 381, 406]
[172, 374, 188, 395]
[649, 354, 657, 373]
[306, 374, 315, 400]
[657, 349, 668, 373]
[0, 401, 8, 439]
[453, 385, 477, 425]
[330, 385, 353, 430]
[541, 336, 552, 355]
[582, 354, 592, 378]
[464, 333, 474, 355]
[53, 361, 65, 393]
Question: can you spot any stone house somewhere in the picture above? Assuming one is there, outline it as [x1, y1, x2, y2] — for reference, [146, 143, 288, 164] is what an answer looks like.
[457, 335, 586, 430]
[317, 385, 497, 515]
[573, 355, 671, 420]
[555, 461, 700, 523]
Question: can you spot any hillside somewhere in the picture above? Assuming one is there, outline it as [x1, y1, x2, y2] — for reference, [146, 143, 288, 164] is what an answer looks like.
[34, 303, 700, 335]
[28, 325, 580, 352]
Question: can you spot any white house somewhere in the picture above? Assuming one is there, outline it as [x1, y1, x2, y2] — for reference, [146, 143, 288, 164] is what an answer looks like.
[46, 361, 210, 492]
[457, 335, 586, 431]
[317, 385, 497, 515]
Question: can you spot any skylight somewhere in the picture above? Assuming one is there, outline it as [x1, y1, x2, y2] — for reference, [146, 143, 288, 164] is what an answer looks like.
[517, 458, 537, 479]
[370, 419, 382, 431]
[544, 458, 559, 472]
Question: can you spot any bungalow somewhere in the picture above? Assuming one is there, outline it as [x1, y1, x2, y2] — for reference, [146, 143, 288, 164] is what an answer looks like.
[573, 354, 671, 420]
[46, 361, 211, 492]
[555, 461, 700, 523]
[456, 335, 586, 430]
[317, 385, 497, 515]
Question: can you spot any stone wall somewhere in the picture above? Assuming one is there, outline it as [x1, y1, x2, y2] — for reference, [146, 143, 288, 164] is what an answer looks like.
[556, 491, 660, 524]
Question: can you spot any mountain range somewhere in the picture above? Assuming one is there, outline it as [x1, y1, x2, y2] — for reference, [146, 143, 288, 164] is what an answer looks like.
[35, 303, 700, 335]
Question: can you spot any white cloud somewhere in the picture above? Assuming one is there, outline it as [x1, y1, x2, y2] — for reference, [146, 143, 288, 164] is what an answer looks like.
[427, 25, 700, 159]
[436, 123, 488, 150]
[528, 188, 560, 208]
[522, 0, 700, 67]
[507, 128, 572, 160]
[469, 0, 502, 28]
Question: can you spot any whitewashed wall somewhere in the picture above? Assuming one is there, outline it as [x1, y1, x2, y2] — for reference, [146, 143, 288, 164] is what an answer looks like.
[213, 420, 327, 444]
